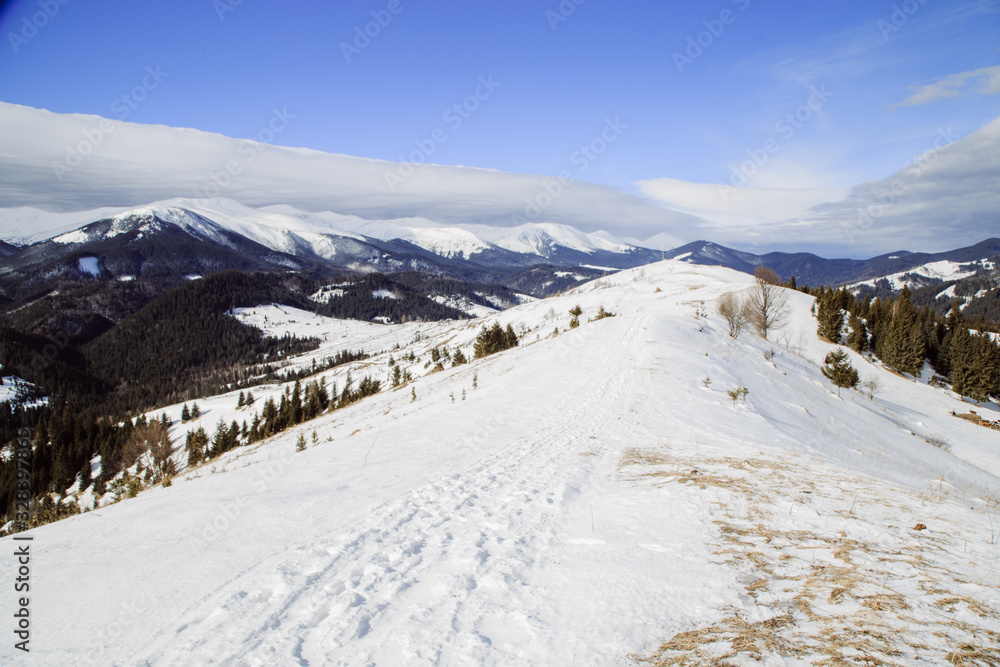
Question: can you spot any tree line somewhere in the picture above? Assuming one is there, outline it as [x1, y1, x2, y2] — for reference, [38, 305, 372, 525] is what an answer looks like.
[812, 284, 999, 401]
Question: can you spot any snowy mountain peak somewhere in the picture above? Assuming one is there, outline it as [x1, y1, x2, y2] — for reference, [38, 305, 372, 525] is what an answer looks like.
[469, 221, 632, 256]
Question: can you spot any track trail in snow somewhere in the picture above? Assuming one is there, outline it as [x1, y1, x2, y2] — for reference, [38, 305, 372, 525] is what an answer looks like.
[138, 316, 651, 666]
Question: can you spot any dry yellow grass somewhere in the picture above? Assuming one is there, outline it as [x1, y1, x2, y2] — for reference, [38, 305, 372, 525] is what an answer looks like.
[621, 443, 1000, 666]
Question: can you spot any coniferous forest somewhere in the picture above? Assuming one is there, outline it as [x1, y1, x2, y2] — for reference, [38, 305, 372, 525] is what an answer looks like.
[0, 269, 479, 530]
[810, 284, 1000, 401]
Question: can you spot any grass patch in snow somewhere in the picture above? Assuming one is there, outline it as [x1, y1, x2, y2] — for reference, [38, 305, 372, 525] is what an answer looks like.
[621, 444, 1000, 666]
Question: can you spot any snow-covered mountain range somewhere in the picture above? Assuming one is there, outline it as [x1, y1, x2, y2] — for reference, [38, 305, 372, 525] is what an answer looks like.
[5, 198, 999, 294]
[0, 198, 661, 290]
[663, 239, 1000, 290]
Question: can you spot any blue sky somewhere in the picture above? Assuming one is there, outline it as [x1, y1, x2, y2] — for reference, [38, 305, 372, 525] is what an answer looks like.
[0, 0, 998, 254]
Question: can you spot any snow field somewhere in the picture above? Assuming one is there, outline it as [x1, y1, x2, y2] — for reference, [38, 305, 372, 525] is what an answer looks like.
[3, 260, 999, 666]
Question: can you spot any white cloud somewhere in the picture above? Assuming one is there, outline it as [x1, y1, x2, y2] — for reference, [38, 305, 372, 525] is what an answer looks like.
[636, 176, 846, 228]
[892, 66, 1000, 109]
[0, 102, 703, 244]
[637, 116, 1000, 256]
[740, 117, 1000, 255]
[1, 103, 997, 258]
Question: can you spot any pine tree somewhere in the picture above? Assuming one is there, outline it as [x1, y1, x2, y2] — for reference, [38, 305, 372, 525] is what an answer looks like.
[969, 333, 1000, 402]
[295, 433, 307, 452]
[474, 323, 518, 358]
[227, 420, 240, 451]
[880, 289, 924, 376]
[209, 420, 227, 458]
[191, 403, 201, 419]
[261, 398, 279, 435]
[846, 314, 868, 354]
[901, 322, 926, 377]
[186, 427, 208, 466]
[249, 414, 262, 442]
[237, 391, 245, 408]
[278, 394, 290, 429]
[181, 404, 191, 422]
[78, 458, 93, 491]
[291, 380, 303, 425]
[504, 324, 518, 349]
[817, 292, 845, 342]
[569, 305, 582, 329]
[949, 326, 974, 398]
[822, 348, 859, 397]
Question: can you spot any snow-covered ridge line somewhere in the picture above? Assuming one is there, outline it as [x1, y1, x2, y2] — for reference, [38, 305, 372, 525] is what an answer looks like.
[849, 258, 992, 291]
[10, 260, 1000, 666]
[5, 197, 643, 262]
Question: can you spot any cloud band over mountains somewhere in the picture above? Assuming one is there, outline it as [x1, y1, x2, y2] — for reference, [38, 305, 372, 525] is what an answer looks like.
[1, 102, 997, 257]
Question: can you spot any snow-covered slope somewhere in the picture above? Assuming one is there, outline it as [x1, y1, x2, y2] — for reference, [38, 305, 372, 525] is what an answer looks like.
[465, 221, 633, 256]
[0, 205, 129, 245]
[51, 199, 372, 261]
[5, 261, 999, 666]
[849, 258, 994, 291]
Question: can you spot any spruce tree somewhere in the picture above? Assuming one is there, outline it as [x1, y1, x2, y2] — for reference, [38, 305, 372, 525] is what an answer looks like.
[901, 323, 926, 377]
[248, 414, 261, 442]
[504, 324, 518, 349]
[317, 379, 329, 411]
[78, 458, 93, 492]
[950, 326, 974, 398]
[970, 334, 1000, 402]
[291, 380, 303, 424]
[817, 292, 844, 342]
[210, 420, 227, 458]
[846, 314, 868, 353]
[261, 398, 279, 435]
[185, 427, 206, 466]
[822, 348, 859, 397]
[227, 421, 240, 450]
[181, 404, 191, 422]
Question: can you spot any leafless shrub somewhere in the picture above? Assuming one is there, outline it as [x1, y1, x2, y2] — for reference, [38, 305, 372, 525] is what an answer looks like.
[124, 422, 175, 483]
[861, 376, 879, 400]
[717, 292, 751, 338]
[746, 267, 790, 339]
[728, 381, 749, 407]
[925, 436, 950, 451]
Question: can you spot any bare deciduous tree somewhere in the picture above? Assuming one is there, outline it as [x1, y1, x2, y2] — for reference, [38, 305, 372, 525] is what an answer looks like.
[861, 376, 879, 401]
[747, 266, 790, 339]
[124, 422, 175, 482]
[717, 292, 750, 338]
